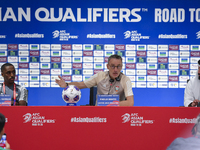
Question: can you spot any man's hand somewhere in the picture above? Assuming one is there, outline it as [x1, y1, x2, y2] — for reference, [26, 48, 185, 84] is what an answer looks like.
[5, 141, 10, 149]
[55, 75, 67, 88]
[189, 99, 200, 107]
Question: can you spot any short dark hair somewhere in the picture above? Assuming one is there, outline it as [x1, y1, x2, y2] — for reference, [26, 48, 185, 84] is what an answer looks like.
[108, 54, 122, 64]
[0, 113, 5, 133]
[1, 63, 14, 73]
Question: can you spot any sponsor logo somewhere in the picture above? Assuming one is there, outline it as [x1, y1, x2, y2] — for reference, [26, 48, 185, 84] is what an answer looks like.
[104, 44, 114, 50]
[40, 44, 50, 50]
[126, 63, 135, 69]
[168, 64, 178, 69]
[158, 70, 168, 75]
[8, 57, 17, 62]
[29, 63, 39, 68]
[136, 82, 146, 88]
[62, 44, 72, 50]
[180, 51, 189, 57]
[136, 63, 146, 69]
[94, 63, 103, 69]
[30, 44, 39, 50]
[147, 76, 157, 81]
[40, 57, 50, 62]
[180, 64, 189, 69]
[72, 69, 82, 75]
[179, 76, 189, 82]
[18, 82, 29, 87]
[137, 76, 146, 81]
[72, 44, 82, 50]
[115, 45, 125, 50]
[51, 63, 61, 69]
[83, 44, 93, 50]
[40, 51, 50, 56]
[19, 57, 29, 62]
[61, 75, 71, 81]
[191, 45, 200, 50]
[62, 63, 72, 68]
[197, 31, 200, 39]
[115, 51, 125, 57]
[51, 51, 61, 56]
[169, 45, 179, 50]
[30, 69, 39, 74]
[179, 45, 189, 50]
[147, 64, 157, 69]
[94, 69, 104, 74]
[83, 51, 93, 56]
[71, 116, 107, 123]
[124, 30, 150, 41]
[147, 58, 157, 63]
[190, 70, 197, 76]
[126, 45, 136, 50]
[62, 70, 72, 75]
[72, 75, 82, 81]
[0, 44, 7, 49]
[83, 63, 93, 69]
[62, 57, 71, 62]
[169, 76, 178, 81]
[158, 34, 187, 39]
[94, 57, 104, 62]
[62, 51, 71, 56]
[0, 35, 6, 38]
[147, 82, 157, 88]
[73, 63, 82, 69]
[23, 113, 56, 126]
[179, 70, 189, 76]
[158, 76, 168, 81]
[137, 45, 146, 50]
[158, 51, 168, 57]
[158, 45, 168, 50]
[87, 33, 115, 39]
[169, 70, 179, 76]
[83, 57, 93, 62]
[83, 70, 93, 75]
[136, 57, 146, 63]
[105, 51, 114, 57]
[51, 69, 61, 74]
[18, 75, 28, 81]
[169, 51, 179, 57]
[72, 51, 82, 56]
[126, 70, 135, 75]
[19, 69, 28, 74]
[137, 51, 146, 57]
[169, 82, 179, 88]
[147, 45, 157, 50]
[15, 33, 44, 38]
[191, 51, 200, 57]
[51, 44, 61, 50]
[19, 63, 29, 68]
[19, 51, 29, 56]
[158, 82, 168, 88]
[121, 113, 154, 126]
[190, 64, 198, 69]
[51, 57, 61, 62]
[73, 57, 82, 62]
[41, 63, 50, 69]
[147, 70, 157, 75]
[127, 76, 135, 81]
[30, 57, 39, 63]
[147, 51, 157, 56]
[190, 58, 200, 63]
[126, 51, 136, 56]
[169, 58, 179, 63]
[94, 51, 104, 56]
[0, 51, 7, 56]
[169, 117, 196, 124]
[158, 58, 168, 63]
[158, 64, 168, 69]
[30, 76, 39, 81]
[136, 70, 146, 75]
[52, 30, 78, 41]
[94, 44, 104, 50]
[126, 57, 136, 63]
[40, 82, 50, 87]
[30, 51, 39, 56]
[180, 58, 189, 63]
[8, 44, 18, 50]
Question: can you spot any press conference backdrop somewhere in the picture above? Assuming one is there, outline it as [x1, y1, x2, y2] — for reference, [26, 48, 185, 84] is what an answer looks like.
[0, 0, 199, 106]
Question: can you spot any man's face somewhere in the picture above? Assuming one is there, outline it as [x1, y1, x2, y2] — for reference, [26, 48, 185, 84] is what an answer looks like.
[107, 58, 122, 79]
[1, 65, 16, 86]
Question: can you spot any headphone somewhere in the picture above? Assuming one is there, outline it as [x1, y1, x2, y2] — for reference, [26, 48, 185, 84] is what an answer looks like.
[109, 73, 121, 83]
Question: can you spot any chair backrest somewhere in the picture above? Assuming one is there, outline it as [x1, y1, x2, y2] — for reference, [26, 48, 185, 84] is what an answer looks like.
[89, 86, 97, 106]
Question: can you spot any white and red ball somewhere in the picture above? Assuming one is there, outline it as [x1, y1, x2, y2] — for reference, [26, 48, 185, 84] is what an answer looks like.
[62, 85, 81, 103]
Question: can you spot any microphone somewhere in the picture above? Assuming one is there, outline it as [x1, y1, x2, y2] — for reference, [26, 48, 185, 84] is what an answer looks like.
[108, 79, 114, 95]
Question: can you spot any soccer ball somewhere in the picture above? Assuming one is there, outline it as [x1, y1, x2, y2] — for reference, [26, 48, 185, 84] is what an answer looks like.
[62, 85, 81, 103]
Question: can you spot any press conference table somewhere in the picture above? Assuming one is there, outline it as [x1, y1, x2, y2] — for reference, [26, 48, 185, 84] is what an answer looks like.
[1, 106, 199, 150]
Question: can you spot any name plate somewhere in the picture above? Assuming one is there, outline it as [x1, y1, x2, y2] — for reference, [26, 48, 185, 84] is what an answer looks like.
[0, 94, 11, 106]
[97, 95, 119, 106]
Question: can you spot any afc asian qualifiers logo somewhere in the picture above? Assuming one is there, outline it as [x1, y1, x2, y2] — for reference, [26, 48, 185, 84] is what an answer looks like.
[196, 31, 200, 39]
[23, 113, 56, 126]
[121, 113, 154, 126]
